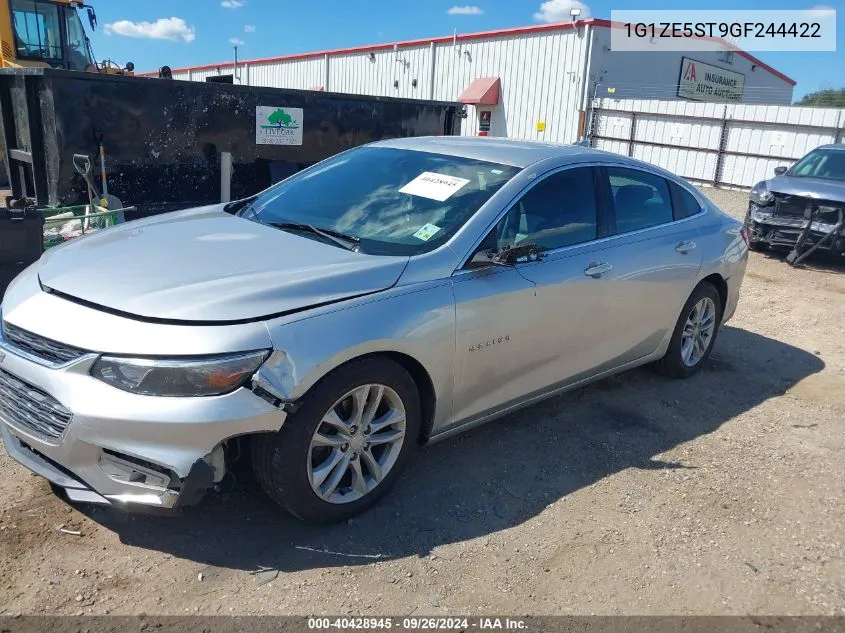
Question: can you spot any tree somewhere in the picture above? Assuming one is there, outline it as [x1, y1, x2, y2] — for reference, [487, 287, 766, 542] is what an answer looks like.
[795, 88, 845, 107]
[267, 108, 293, 128]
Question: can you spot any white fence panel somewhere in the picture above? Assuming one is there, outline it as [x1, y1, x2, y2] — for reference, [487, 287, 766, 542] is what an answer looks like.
[635, 115, 722, 150]
[633, 145, 718, 182]
[594, 112, 632, 140]
[593, 139, 630, 156]
[719, 155, 786, 187]
[591, 98, 845, 188]
[724, 122, 835, 159]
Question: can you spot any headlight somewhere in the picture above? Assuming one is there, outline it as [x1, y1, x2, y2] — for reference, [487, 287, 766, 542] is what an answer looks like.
[90, 350, 270, 397]
[750, 180, 774, 206]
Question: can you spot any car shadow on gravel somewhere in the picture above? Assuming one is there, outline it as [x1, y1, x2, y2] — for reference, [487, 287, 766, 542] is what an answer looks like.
[78, 325, 823, 575]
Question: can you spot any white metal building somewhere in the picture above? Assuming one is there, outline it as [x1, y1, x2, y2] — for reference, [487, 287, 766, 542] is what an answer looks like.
[151, 19, 795, 145]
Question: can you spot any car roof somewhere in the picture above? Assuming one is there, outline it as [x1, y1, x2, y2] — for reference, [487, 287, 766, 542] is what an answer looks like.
[814, 143, 845, 151]
[369, 136, 622, 168]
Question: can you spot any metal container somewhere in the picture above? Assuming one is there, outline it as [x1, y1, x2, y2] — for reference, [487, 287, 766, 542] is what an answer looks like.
[0, 68, 462, 218]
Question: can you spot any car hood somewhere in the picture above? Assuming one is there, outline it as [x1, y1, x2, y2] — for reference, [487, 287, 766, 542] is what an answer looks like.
[768, 175, 845, 203]
[37, 205, 409, 323]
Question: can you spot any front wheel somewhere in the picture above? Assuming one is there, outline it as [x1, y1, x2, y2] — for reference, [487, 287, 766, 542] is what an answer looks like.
[654, 282, 722, 379]
[251, 358, 421, 523]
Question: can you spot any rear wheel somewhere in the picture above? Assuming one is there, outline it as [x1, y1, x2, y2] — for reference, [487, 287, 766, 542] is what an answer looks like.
[251, 358, 420, 523]
[654, 282, 722, 379]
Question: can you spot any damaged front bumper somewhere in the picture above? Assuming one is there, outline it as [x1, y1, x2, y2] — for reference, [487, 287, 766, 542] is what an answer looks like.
[745, 203, 845, 254]
[0, 343, 287, 510]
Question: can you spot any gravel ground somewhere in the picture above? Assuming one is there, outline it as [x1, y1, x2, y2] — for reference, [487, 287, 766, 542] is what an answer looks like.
[1, 188, 843, 616]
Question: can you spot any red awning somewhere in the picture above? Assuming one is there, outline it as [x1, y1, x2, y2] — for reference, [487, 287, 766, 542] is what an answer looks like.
[458, 77, 501, 106]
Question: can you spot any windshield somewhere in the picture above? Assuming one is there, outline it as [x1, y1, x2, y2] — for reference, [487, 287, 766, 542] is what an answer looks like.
[65, 8, 95, 70]
[787, 149, 845, 182]
[238, 146, 520, 255]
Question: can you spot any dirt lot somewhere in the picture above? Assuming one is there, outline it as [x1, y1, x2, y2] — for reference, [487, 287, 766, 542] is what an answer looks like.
[1, 188, 843, 616]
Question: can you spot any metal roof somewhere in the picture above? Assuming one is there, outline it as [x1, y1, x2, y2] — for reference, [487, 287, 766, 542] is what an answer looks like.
[140, 19, 795, 86]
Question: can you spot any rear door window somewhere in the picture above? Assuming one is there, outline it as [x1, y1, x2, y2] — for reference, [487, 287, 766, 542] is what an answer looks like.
[606, 167, 674, 234]
[669, 182, 702, 220]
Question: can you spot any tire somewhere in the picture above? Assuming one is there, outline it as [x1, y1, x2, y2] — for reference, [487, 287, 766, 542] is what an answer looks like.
[251, 357, 421, 523]
[654, 281, 723, 379]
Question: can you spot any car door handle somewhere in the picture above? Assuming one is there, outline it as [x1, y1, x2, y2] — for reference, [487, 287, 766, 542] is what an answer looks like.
[584, 262, 612, 278]
[675, 240, 697, 254]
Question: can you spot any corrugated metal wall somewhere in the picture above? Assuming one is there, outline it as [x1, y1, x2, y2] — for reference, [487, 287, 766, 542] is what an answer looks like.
[432, 31, 589, 142]
[171, 68, 219, 82]
[250, 57, 325, 89]
[591, 98, 845, 187]
[330, 45, 433, 99]
[168, 29, 590, 144]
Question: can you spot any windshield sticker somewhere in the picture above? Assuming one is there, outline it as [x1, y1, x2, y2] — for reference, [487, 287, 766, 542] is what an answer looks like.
[413, 223, 442, 241]
[400, 172, 470, 202]
[490, 169, 504, 174]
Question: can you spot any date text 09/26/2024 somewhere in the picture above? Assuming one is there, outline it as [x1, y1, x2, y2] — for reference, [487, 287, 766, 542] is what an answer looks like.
[307, 617, 528, 630]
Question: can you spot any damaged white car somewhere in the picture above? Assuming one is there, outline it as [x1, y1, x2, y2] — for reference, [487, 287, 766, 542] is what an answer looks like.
[0, 137, 747, 523]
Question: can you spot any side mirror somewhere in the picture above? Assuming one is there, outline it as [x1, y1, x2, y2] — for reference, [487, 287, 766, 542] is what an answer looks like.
[86, 7, 97, 31]
[466, 243, 546, 268]
[466, 248, 503, 269]
[774, 166, 788, 176]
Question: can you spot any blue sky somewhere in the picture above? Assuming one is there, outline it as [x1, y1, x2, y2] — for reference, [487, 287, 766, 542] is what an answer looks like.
[88, 0, 843, 101]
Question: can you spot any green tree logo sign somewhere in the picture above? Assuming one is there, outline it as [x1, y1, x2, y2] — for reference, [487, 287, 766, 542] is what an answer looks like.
[256, 106, 303, 145]
[261, 108, 299, 129]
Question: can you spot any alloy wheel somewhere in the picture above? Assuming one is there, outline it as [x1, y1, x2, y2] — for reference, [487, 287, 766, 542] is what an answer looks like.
[307, 384, 407, 504]
[680, 297, 717, 367]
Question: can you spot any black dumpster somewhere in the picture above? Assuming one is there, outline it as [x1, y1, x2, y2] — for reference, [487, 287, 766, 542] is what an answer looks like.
[0, 205, 43, 297]
[0, 68, 463, 218]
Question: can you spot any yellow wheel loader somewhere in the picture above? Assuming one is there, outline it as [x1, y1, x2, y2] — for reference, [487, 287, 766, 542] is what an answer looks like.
[0, 0, 133, 74]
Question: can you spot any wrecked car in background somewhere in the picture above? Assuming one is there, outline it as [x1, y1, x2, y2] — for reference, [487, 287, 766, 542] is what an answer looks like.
[746, 144, 845, 261]
[0, 137, 748, 524]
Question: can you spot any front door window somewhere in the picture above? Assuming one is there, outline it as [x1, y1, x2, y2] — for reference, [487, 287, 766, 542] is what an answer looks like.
[488, 167, 599, 253]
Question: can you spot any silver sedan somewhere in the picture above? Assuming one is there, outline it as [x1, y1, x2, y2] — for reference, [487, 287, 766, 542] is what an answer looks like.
[0, 137, 748, 523]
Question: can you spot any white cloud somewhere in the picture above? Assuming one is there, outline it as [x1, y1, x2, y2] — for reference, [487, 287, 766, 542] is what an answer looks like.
[533, 0, 590, 22]
[229, 37, 245, 46]
[221, 0, 244, 8]
[447, 5, 483, 15]
[244, 24, 256, 32]
[103, 17, 196, 43]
